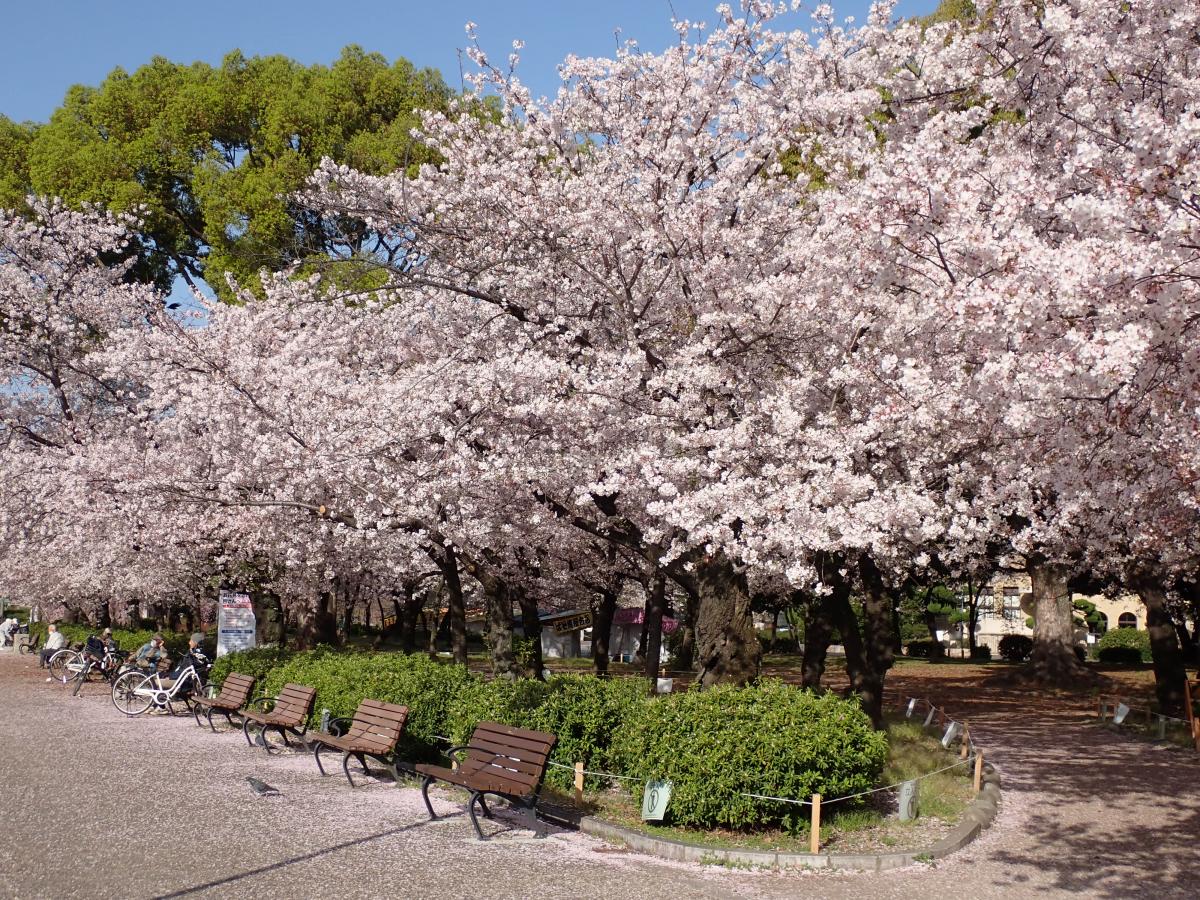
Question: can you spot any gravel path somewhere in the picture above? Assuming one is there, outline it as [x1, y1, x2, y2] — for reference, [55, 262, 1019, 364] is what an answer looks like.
[0, 652, 1196, 899]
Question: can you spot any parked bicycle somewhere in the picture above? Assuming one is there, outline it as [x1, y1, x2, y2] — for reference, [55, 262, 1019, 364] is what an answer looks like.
[65, 637, 129, 696]
[111, 650, 210, 716]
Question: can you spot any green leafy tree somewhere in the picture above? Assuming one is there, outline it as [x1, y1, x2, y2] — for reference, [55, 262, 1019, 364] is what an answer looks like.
[4, 46, 452, 299]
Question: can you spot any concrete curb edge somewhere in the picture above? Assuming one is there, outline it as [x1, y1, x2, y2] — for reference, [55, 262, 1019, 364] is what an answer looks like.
[576, 765, 1001, 872]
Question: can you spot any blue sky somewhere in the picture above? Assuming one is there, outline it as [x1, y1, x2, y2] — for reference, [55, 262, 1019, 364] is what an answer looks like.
[3, 0, 938, 124]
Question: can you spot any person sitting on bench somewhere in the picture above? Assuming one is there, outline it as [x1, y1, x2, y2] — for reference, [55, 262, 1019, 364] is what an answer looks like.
[39, 624, 66, 672]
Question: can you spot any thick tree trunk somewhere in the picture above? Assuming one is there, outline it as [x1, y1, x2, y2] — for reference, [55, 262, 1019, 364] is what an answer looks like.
[1134, 579, 1187, 716]
[1027, 559, 1089, 683]
[482, 579, 517, 679]
[693, 555, 761, 687]
[294, 589, 338, 649]
[801, 591, 834, 690]
[591, 586, 618, 677]
[770, 611, 779, 653]
[643, 572, 666, 678]
[252, 590, 285, 646]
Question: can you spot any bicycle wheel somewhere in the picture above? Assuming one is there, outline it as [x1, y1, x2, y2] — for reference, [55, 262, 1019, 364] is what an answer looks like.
[48, 649, 79, 684]
[112, 671, 154, 716]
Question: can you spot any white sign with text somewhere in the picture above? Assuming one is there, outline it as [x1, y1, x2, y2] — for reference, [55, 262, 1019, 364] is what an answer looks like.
[217, 590, 256, 657]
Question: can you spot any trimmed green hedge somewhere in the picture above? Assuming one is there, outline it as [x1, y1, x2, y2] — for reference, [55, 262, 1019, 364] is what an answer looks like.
[1095, 628, 1151, 664]
[208, 646, 297, 691]
[260, 650, 474, 760]
[446, 674, 651, 790]
[30, 622, 195, 656]
[205, 650, 892, 830]
[905, 639, 941, 658]
[611, 681, 887, 832]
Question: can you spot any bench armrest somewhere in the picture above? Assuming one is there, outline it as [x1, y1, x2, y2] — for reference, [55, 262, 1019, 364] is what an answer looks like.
[247, 695, 279, 712]
[325, 717, 352, 737]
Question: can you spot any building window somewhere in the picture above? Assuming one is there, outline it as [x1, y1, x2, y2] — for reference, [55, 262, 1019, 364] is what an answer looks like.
[1118, 612, 1137, 629]
[1002, 587, 1022, 621]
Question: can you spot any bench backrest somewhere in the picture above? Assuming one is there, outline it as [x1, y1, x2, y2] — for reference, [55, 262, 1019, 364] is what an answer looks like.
[346, 699, 409, 751]
[461, 721, 557, 799]
[273, 683, 316, 725]
[218, 673, 255, 707]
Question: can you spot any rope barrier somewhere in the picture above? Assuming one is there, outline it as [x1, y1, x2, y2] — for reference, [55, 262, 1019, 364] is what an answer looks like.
[1105, 700, 1190, 726]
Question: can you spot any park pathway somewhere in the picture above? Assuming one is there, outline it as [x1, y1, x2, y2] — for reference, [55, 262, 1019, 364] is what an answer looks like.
[0, 652, 1196, 899]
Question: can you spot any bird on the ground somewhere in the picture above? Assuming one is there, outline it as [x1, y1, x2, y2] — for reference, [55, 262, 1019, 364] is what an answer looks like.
[247, 776, 280, 797]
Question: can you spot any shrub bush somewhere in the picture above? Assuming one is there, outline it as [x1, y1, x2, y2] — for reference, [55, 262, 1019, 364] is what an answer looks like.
[998, 634, 1033, 662]
[905, 639, 941, 658]
[969, 645, 992, 661]
[1097, 646, 1143, 665]
[262, 650, 475, 759]
[1095, 627, 1151, 663]
[208, 645, 297, 691]
[610, 680, 887, 832]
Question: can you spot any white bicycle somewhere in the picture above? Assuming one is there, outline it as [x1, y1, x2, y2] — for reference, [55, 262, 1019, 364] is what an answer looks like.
[110, 652, 210, 716]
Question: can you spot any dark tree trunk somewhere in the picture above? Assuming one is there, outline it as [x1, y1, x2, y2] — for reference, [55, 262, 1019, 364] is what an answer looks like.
[672, 585, 699, 672]
[966, 576, 980, 657]
[693, 555, 761, 687]
[294, 589, 338, 649]
[1134, 578, 1187, 716]
[801, 591, 834, 690]
[855, 555, 898, 727]
[591, 586, 618, 677]
[923, 602, 947, 660]
[399, 585, 425, 654]
[252, 590, 285, 646]
[1028, 559, 1090, 683]
[479, 577, 516, 679]
[515, 586, 544, 679]
[770, 611, 779, 653]
[643, 572, 666, 678]
[440, 546, 468, 666]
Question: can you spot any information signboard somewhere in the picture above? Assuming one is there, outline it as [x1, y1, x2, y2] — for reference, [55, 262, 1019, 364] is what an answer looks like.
[217, 589, 256, 657]
[641, 780, 672, 822]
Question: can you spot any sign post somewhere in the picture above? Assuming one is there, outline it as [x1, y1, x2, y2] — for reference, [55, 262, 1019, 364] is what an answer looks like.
[216, 589, 256, 657]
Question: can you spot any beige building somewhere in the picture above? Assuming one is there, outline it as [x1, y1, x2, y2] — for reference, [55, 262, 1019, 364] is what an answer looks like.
[958, 573, 1146, 653]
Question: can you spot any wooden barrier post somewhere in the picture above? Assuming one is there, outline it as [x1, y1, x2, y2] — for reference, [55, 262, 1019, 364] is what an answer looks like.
[1097, 699, 1106, 721]
[973, 751, 984, 792]
[574, 761, 585, 805]
[960, 722, 970, 759]
[810, 794, 822, 855]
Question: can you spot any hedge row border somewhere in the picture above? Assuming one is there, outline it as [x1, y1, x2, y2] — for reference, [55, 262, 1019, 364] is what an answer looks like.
[575, 763, 1001, 872]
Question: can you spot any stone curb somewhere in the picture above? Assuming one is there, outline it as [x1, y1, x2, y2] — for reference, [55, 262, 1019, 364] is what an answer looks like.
[577, 765, 1001, 872]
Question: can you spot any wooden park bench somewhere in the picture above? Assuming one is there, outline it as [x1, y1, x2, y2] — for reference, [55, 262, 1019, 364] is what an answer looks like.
[240, 683, 316, 753]
[191, 673, 255, 732]
[415, 721, 557, 840]
[308, 699, 409, 787]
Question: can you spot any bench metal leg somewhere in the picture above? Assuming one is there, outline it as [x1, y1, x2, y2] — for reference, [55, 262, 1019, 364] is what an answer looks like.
[342, 751, 357, 788]
[242, 719, 256, 747]
[192, 703, 204, 728]
[420, 775, 438, 820]
[524, 802, 546, 838]
[477, 795, 493, 819]
[467, 793, 487, 841]
[207, 709, 220, 733]
[313, 742, 330, 776]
